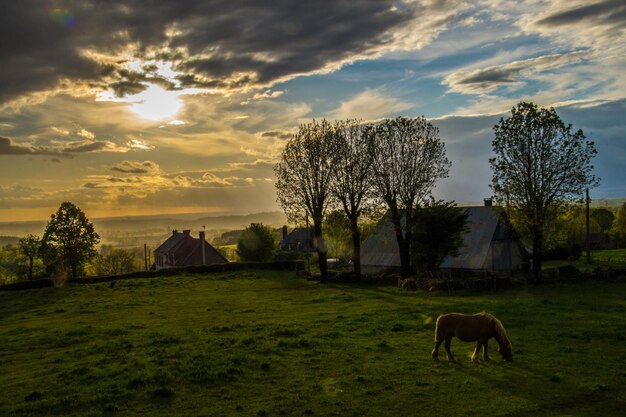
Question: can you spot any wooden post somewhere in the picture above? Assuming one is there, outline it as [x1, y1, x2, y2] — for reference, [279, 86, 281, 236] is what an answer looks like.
[585, 188, 591, 264]
[144, 243, 148, 271]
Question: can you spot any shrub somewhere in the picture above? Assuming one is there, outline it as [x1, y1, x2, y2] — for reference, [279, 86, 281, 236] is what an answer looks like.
[237, 223, 276, 262]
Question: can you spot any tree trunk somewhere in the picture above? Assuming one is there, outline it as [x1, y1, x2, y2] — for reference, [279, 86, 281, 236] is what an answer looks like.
[313, 221, 328, 281]
[350, 223, 361, 280]
[28, 257, 33, 280]
[390, 210, 412, 278]
[531, 228, 543, 283]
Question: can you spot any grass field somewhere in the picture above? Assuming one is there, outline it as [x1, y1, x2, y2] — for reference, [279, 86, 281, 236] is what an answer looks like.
[2, 271, 626, 417]
[544, 248, 626, 272]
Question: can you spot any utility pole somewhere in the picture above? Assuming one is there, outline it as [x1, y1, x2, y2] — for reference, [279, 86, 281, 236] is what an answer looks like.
[144, 243, 148, 271]
[585, 188, 591, 264]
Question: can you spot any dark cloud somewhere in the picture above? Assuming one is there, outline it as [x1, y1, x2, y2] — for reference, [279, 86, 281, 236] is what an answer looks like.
[261, 130, 293, 140]
[0, 0, 460, 103]
[111, 160, 160, 174]
[535, 0, 626, 28]
[0, 136, 127, 156]
[444, 52, 586, 94]
[0, 136, 68, 156]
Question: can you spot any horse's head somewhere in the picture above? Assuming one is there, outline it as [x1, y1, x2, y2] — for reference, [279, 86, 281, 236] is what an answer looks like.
[498, 340, 513, 361]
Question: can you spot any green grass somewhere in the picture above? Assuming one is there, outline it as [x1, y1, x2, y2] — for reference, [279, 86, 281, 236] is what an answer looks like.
[544, 248, 626, 272]
[2, 271, 626, 416]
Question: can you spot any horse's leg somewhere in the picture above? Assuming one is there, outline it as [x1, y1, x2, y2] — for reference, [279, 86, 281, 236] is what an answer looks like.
[432, 340, 442, 360]
[444, 338, 455, 362]
[483, 339, 491, 361]
[472, 341, 482, 364]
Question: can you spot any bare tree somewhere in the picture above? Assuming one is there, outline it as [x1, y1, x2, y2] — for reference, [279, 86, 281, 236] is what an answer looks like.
[274, 120, 336, 280]
[329, 120, 377, 279]
[490, 102, 599, 281]
[366, 117, 450, 278]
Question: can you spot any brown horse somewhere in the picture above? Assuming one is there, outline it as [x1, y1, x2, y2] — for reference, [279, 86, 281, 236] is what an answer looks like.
[431, 312, 513, 363]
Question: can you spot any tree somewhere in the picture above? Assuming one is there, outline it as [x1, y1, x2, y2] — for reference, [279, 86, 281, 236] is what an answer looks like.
[19, 234, 40, 280]
[322, 210, 352, 260]
[92, 247, 140, 276]
[591, 208, 615, 233]
[275, 120, 336, 280]
[42, 202, 100, 278]
[365, 116, 450, 277]
[490, 102, 599, 281]
[237, 223, 276, 262]
[411, 200, 468, 275]
[328, 120, 377, 279]
[0, 244, 21, 284]
[612, 203, 626, 246]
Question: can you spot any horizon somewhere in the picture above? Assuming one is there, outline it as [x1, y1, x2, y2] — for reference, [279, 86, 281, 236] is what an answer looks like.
[1, 1, 625, 222]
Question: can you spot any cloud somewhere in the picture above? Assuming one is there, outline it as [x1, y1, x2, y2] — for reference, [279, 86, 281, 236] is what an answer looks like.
[77, 129, 95, 139]
[0, 136, 134, 156]
[523, 0, 626, 47]
[330, 89, 413, 120]
[444, 51, 587, 94]
[0, 0, 465, 105]
[260, 130, 293, 140]
[111, 160, 161, 174]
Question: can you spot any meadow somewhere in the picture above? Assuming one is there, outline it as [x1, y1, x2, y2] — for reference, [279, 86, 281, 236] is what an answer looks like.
[544, 248, 626, 272]
[1, 271, 625, 417]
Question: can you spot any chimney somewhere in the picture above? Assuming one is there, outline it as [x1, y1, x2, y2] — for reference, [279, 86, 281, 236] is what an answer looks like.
[282, 225, 288, 241]
[199, 231, 206, 265]
[183, 229, 191, 236]
[484, 198, 493, 207]
[172, 229, 178, 235]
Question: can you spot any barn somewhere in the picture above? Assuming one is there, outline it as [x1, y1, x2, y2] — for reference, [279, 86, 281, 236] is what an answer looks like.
[361, 201, 526, 275]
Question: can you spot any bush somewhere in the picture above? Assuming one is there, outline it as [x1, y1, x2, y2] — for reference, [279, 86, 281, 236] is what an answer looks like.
[543, 244, 582, 261]
[237, 223, 276, 262]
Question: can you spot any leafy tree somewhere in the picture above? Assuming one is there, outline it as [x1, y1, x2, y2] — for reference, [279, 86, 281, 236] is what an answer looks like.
[411, 200, 468, 275]
[275, 120, 336, 280]
[591, 208, 615, 233]
[19, 234, 41, 279]
[366, 116, 450, 277]
[92, 247, 140, 276]
[490, 102, 598, 281]
[0, 244, 21, 284]
[328, 120, 377, 279]
[237, 223, 276, 262]
[42, 202, 100, 278]
[323, 210, 352, 260]
[612, 203, 626, 246]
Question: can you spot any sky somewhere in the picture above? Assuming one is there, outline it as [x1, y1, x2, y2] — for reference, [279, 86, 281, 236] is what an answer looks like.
[1, 0, 625, 222]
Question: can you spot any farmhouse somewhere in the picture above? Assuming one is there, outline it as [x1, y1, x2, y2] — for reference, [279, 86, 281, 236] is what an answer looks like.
[154, 229, 228, 270]
[278, 226, 315, 253]
[361, 200, 526, 275]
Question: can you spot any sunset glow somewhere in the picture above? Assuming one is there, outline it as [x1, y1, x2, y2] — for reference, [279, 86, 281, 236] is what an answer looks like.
[0, 0, 624, 222]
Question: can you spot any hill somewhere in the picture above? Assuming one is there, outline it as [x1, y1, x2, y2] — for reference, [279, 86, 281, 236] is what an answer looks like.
[1, 272, 625, 416]
[0, 211, 288, 249]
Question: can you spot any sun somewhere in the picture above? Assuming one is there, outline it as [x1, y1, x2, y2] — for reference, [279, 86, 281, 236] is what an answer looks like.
[127, 84, 183, 121]
[98, 83, 190, 122]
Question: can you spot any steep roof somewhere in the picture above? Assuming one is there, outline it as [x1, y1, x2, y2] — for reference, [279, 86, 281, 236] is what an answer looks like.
[361, 206, 511, 270]
[441, 207, 499, 269]
[154, 231, 186, 254]
[155, 230, 228, 266]
[279, 227, 315, 252]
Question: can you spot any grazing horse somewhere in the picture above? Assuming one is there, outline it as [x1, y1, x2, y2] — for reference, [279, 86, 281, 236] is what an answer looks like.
[431, 312, 513, 363]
